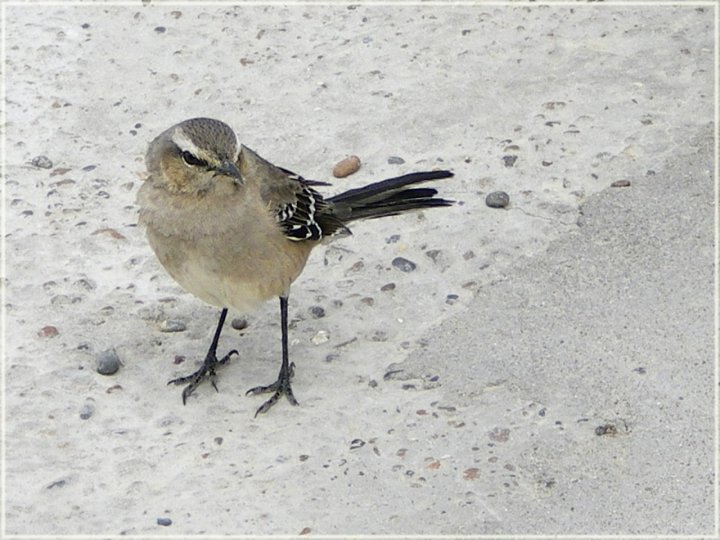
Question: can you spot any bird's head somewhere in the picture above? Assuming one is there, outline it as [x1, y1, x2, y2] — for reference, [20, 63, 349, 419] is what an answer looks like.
[145, 117, 243, 194]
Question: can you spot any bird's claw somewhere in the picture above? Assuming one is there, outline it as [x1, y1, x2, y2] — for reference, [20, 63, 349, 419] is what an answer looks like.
[168, 349, 238, 404]
[246, 362, 298, 416]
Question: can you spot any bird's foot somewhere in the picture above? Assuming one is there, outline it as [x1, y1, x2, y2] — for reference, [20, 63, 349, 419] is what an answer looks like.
[168, 349, 238, 404]
[246, 362, 298, 416]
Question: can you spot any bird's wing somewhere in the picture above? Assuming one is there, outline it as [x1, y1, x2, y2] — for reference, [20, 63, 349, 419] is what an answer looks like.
[239, 145, 346, 241]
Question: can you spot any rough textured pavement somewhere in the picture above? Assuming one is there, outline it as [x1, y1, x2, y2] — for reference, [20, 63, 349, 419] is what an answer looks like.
[403, 123, 716, 535]
[3, 3, 717, 538]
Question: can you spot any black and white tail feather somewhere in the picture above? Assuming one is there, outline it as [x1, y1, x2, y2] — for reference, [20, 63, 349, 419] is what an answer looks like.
[276, 170, 454, 242]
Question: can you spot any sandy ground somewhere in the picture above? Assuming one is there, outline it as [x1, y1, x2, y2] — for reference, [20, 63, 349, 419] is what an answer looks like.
[2, 3, 716, 538]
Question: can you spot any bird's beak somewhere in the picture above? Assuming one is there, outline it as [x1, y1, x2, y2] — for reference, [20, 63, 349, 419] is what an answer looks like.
[217, 160, 243, 184]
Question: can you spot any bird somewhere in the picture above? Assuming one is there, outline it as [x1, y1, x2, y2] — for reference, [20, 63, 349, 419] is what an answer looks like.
[137, 117, 454, 416]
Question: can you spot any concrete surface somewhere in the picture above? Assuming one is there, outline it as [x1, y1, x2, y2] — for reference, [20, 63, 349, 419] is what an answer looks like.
[2, 3, 717, 538]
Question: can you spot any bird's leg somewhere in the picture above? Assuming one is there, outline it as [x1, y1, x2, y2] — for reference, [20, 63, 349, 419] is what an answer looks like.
[168, 308, 238, 404]
[246, 295, 299, 416]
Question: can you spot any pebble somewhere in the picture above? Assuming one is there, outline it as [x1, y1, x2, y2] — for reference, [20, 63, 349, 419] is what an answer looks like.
[611, 179, 631, 187]
[502, 155, 518, 167]
[446, 294, 459, 305]
[308, 306, 326, 319]
[332, 155, 361, 178]
[159, 319, 186, 333]
[157, 518, 172, 526]
[380, 282, 396, 292]
[387, 156, 405, 165]
[79, 400, 95, 420]
[31, 155, 53, 169]
[231, 317, 248, 330]
[38, 325, 59, 338]
[350, 438, 365, 450]
[385, 234, 401, 244]
[486, 191, 510, 208]
[96, 348, 121, 375]
[392, 257, 416, 272]
[311, 330, 330, 345]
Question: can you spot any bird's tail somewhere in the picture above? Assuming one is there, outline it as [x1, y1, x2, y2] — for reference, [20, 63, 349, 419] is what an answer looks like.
[328, 170, 454, 224]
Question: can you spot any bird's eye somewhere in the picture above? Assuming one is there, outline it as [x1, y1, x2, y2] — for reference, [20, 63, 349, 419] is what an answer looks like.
[181, 150, 207, 168]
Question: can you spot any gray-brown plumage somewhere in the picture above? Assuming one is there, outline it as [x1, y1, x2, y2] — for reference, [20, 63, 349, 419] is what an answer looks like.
[138, 117, 453, 415]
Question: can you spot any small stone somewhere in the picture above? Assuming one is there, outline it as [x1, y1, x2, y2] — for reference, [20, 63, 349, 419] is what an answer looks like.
[79, 401, 95, 420]
[502, 155, 518, 167]
[368, 379, 378, 388]
[446, 294, 459, 305]
[31, 155, 53, 169]
[74, 277, 97, 290]
[486, 191, 510, 208]
[214, 437, 223, 445]
[380, 282, 396, 292]
[387, 156, 405, 165]
[350, 438, 365, 450]
[231, 317, 248, 330]
[96, 348, 121, 375]
[332, 155, 361, 178]
[595, 424, 618, 436]
[311, 330, 329, 345]
[385, 234, 401, 244]
[157, 517, 172, 526]
[348, 260, 365, 272]
[160, 319, 186, 333]
[488, 427, 510, 442]
[38, 325, 59, 338]
[611, 179, 631, 188]
[308, 306, 326, 319]
[360, 297, 374, 306]
[154, 26, 166, 33]
[462, 250, 475, 260]
[392, 257, 416, 272]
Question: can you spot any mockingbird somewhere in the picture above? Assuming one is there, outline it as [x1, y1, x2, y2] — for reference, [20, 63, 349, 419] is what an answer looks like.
[138, 117, 453, 416]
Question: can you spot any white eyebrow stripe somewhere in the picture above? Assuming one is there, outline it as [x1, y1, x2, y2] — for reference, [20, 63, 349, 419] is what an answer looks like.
[232, 130, 240, 161]
[171, 127, 203, 156]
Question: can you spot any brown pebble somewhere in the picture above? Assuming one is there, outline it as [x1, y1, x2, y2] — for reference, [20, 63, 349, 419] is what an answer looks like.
[611, 179, 631, 188]
[92, 228, 126, 240]
[360, 297, 375, 306]
[462, 250, 475, 260]
[380, 283, 396, 292]
[38, 325, 59, 338]
[332, 155, 361, 178]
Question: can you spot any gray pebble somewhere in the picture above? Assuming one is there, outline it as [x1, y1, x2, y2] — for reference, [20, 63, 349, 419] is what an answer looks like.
[231, 317, 248, 330]
[74, 277, 97, 290]
[160, 319, 186, 333]
[96, 347, 121, 375]
[486, 191, 510, 208]
[611, 179, 631, 188]
[386, 234, 401, 244]
[446, 294, 459, 305]
[79, 401, 95, 420]
[502, 155, 518, 167]
[350, 438, 365, 450]
[157, 517, 172, 526]
[380, 282, 396, 292]
[392, 257, 416, 272]
[31, 155, 53, 169]
[309, 306, 326, 319]
[387, 156, 405, 165]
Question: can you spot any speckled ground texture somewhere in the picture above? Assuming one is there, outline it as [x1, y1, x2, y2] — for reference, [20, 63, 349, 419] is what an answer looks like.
[3, 3, 716, 538]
